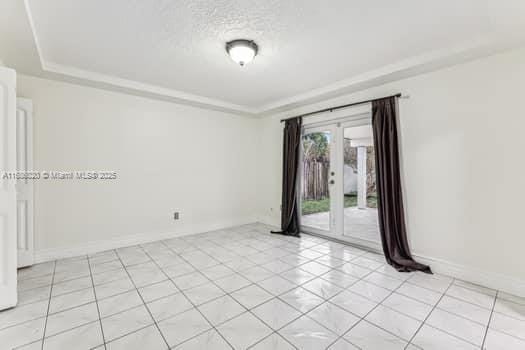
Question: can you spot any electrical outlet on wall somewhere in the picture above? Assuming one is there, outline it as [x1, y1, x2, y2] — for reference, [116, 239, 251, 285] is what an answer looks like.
[173, 212, 180, 220]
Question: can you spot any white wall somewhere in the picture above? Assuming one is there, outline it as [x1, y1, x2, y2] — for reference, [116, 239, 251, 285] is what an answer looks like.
[256, 47, 525, 295]
[14, 47, 525, 295]
[17, 75, 259, 257]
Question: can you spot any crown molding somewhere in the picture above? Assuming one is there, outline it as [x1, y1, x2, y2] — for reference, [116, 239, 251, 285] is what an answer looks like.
[41, 60, 259, 115]
[22, 0, 258, 116]
[257, 36, 521, 117]
[22, 0, 524, 118]
[34, 40, 516, 118]
[23, 0, 44, 68]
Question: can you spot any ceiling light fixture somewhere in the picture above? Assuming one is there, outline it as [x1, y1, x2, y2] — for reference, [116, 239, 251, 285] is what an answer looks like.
[226, 39, 258, 66]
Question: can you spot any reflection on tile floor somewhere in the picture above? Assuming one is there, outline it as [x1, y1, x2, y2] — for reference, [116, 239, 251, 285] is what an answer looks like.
[1, 223, 524, 349]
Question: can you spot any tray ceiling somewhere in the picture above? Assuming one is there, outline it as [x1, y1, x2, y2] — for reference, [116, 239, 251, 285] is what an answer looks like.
[2, 0, 525, 115]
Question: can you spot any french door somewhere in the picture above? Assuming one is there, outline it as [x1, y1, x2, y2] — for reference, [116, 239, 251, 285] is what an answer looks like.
[299, 114, 381, 250]
[300, 124, 338, 234]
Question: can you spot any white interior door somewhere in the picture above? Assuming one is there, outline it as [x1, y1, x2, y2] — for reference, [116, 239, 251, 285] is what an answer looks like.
[0, 66, 18, 310]
[16, 98, 34, 268]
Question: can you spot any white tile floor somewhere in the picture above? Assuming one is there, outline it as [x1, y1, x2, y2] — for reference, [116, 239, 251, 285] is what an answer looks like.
[2, 223, 524, 349]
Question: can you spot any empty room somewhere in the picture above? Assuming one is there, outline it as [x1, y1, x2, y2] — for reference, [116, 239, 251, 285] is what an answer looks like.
[1, 1, 524, 349]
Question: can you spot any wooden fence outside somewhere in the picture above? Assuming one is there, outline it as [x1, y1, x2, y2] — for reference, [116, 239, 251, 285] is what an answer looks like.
[302, 159, 330, 200]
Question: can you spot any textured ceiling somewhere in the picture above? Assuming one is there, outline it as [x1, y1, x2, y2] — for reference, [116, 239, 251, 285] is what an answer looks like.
[2, 0, 525, 115]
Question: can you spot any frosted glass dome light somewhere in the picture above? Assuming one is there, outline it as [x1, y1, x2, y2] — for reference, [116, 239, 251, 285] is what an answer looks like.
[226, 40, 258, 66]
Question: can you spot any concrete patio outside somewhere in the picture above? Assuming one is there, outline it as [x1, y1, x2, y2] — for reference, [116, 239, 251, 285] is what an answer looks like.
[301, 206, 380, 242]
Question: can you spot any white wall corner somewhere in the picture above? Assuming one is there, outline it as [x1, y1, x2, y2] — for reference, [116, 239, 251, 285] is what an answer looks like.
[256, 214, 280, 229]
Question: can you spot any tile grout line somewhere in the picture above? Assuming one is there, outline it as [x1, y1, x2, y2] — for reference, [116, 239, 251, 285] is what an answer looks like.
[102, 231, 462, 346]
[113, 250, 172, 349]
[344, 266, 502, 328]
[87, 254, 108, 350]
[322, 264, 464, 349]
[167, 234, 317, 350]
[95, 323, 156, 348]
[261, 264, 448, 348]
[373, 277, 501, 327]
[408, 285, 504, 348]
[145, 242, 238, 350]
[15, 289, 174, 349]
[164, 230, 411, 349]
[15, 235, 253, 348]
[481, 290, 498, 349]
[248, 278, 354, 350]
[12, 265, 136, 348]
[9, 245, 339, 324]
[3, 235, 412, 331]
[174, 239, 309, 349]
[26, 240, 274, 340]
[169, 235, 292, 330]
[441, 280, 501, 310]
[40, 260, 57, 350]
[2, 229, 371, 346]
[321, 262, 402, 349]
[9, 226, 521, 350]
[405, 282, 492, 311]
[231, 251, 382, 349]
[403, 277, 455, 349]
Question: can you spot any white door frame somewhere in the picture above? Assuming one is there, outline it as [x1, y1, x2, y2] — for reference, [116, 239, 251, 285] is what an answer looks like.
[0, 66, 18, 310]
[16, 98, 34, 268]
[300, 109, 382, 252]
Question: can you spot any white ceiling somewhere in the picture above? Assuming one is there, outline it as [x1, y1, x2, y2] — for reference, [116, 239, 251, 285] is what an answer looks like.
[2, 0, 525, 116]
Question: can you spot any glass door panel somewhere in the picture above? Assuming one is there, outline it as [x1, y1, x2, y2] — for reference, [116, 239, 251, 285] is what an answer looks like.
[342, 124, 380, 244]
[299, 116, 381, 251]
[300, 127, 335, 233]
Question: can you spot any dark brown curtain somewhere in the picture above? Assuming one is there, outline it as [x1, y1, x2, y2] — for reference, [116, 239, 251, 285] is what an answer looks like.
[372, 97, 431, 273]
[272, 117, 302, 237]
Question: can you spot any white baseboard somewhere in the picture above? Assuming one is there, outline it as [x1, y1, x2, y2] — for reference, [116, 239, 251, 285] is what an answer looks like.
[33, 219, 525, 297]
[258, 216, 525, 296]
[414, 253, 525, 298]
[256, 216, 280, 228]
[34, 218, 256, 264]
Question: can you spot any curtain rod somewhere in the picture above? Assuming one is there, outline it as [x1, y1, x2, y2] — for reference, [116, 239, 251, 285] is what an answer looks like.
[280, 93, 403, 123]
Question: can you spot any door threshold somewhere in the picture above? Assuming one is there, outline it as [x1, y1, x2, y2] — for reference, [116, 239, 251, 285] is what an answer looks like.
[301, 229, 383, 256]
